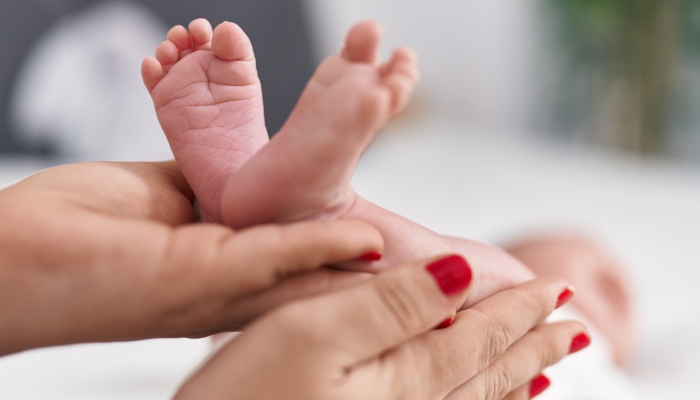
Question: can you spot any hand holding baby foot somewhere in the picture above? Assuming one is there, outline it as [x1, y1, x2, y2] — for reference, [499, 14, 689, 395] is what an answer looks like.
[0, 161, 383, 355]
[218, 20, 532, 307]
[146, 19, 533, 310]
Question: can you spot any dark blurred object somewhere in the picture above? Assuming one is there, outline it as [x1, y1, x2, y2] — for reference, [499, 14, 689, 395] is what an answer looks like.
[546, 0, 700, 156]
[0, 0, 314, 154]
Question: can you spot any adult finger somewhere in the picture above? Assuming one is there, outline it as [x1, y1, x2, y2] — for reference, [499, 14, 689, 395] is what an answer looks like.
[502, 376, 550, 400]
[377, 277, 574, 399]
[208, 268, 375, 333]
[266, 255, 473, 368]
[63, 218, 384, 341]
[171, 255, 472, 400]
[447, 321, 590, 400]
[159, 219, 383, 300]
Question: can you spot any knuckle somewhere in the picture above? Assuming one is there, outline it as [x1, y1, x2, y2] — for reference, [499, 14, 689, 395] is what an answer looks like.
[240, 225, 291, 264]
[484, 365, 515, 400]
[472, 309, 515, 364]
[248, 224, 287, 249]
[374, 275, 425, 337]
[485, 324, 513, 363]
[510, 284, 552, 322]
[529, 328, 558, 370]
[170, 226, 229, 274]
[388, 345, 432, 400]
[224, 233, 276, 284]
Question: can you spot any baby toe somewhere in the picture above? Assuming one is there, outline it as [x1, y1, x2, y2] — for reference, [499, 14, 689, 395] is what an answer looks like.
[167, 25, 192, 52]
[141, 56, 164, 93]
[189, 18, 214, 50]
[381, 50, 420, 115]
[155, 40, 180, 73]
[382, 48, 420, 82]
[383, 74, 415, 116]
[341, 20, 383, 64]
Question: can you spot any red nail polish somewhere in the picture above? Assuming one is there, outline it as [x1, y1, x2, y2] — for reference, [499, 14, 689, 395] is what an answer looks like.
[426, 255, 472, 296]
[530, 374, 551, 398]
[357, 251, 382, 262]
[569, 333, 591, 354]
[436, 318, 452, 329]
[556, 288, 574, 309]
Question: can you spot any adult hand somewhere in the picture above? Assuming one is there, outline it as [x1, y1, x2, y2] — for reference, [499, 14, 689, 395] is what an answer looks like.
[177, 255, 589, 400]
[0, 161, 382, 356]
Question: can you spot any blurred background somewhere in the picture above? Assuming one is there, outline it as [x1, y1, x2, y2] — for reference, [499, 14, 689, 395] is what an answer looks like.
[1, 0, 700, 399]
[3, 0, 700, 162]
[306, 0, 700, 160]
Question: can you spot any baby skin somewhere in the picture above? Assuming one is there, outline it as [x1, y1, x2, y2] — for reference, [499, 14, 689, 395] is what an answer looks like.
[142, 19, 534, 308]
[507, 235, 634, 366]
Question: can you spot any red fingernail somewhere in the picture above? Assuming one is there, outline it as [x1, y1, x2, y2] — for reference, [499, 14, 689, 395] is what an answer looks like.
[436, 318, 453, 330]
[556, 288, 574, 309]
[569, 333, 591, 354]
[426, 255, 472, 296]
[530, 374, 551, 398]
[357, 251, 382, 262]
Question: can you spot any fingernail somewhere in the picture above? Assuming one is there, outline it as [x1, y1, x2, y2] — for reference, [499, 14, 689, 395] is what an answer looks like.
[426, 255, 472, 296]
[357, 251, 382, 262]
[556, 287, 574, 309]
[436, 318, 452, 330]
[569, 333, 591, 354]
[530, 374, 551, 398]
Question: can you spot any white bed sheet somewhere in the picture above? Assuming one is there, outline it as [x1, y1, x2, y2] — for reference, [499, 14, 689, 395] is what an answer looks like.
[353, 123, 700, 399]
[0, 123, 698, 398]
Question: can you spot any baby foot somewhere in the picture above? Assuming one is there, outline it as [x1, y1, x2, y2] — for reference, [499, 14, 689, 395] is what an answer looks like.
[220, 21, 419, 227]
[142, 19, 269, 222]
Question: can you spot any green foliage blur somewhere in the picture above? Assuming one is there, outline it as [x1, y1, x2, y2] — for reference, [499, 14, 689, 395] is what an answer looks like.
[547, 0, 700, 155]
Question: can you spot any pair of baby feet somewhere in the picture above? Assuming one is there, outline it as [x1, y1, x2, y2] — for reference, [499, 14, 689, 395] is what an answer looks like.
[142, 19, 414, 225]
[142, 18, 534, 308]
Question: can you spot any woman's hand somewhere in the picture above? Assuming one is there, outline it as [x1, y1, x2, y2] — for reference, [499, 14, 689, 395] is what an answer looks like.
[0, 161, 383, 355]
[176, 255, 589, 400]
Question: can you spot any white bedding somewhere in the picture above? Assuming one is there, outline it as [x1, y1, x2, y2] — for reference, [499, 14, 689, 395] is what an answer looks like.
[1, 123, 699, 398]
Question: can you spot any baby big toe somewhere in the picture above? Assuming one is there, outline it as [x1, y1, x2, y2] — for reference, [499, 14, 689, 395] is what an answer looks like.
[341, 20, 383, 65]
[212, 22, 254, 61]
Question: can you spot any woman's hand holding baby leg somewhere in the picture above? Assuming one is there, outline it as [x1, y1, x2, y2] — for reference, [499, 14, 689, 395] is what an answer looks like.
[0, 162, 383, 355]
[176, 256, 588, 400]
